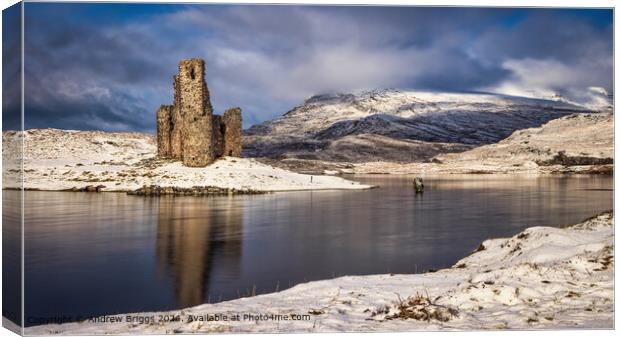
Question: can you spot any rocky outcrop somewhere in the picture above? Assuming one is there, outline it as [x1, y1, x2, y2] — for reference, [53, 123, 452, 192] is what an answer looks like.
[156, 59, 243, 167]
[61, 184, 107, 192]
[536, 150, 613, 167]
[127, 185, 265, 196]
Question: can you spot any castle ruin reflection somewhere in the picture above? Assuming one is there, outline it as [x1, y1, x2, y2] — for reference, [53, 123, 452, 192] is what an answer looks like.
[156, 197, 243, 308]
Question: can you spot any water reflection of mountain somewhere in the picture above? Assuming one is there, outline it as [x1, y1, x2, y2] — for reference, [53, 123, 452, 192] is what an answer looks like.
[156, 197, 243, 308]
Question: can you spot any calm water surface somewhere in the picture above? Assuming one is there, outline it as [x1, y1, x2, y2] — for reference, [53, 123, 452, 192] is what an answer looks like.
[10, 175, 613, 325]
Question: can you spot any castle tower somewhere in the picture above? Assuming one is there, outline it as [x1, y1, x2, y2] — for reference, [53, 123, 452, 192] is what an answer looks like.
[156, 105, 172, 157]
[222, 107, 242, 157]
[155, 58, 243, 166]
[178, 59, 215, 167]
[170, 75, 183, 160]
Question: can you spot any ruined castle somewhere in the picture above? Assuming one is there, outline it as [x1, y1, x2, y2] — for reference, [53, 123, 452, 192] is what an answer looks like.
[156, 59, 242, 167]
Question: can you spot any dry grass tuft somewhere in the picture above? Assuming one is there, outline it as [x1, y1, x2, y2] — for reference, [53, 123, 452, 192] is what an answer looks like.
[383, 293, 459, 322]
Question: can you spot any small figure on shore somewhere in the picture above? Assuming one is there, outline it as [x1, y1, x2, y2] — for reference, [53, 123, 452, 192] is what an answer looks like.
[413, 177, 424, 194]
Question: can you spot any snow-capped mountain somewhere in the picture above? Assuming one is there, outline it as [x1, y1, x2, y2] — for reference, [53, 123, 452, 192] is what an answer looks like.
[244, 89, 594, 162]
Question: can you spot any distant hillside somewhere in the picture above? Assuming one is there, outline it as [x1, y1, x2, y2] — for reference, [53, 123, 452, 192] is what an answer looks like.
[354, 112, 613, 175]
[244, 89, 593, 162]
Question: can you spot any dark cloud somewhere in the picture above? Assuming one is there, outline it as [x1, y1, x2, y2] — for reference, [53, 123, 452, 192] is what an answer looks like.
[19, 4, 613, 132]
[472, 9, 612, 64]
[23, 12, 175, 131]
[2, 3, 22, 131]
[24, 77, 154, 131]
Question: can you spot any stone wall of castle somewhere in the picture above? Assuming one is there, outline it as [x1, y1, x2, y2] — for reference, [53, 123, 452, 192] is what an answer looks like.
[222, 107, 242, 157]
[156, 105, 172, 157]
[212, 115, 224, 158]
[156, 59, 242, 167]
[170, 75, 184, 159]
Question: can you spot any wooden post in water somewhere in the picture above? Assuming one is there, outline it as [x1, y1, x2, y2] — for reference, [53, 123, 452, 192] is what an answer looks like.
[414, 177, 424, 193]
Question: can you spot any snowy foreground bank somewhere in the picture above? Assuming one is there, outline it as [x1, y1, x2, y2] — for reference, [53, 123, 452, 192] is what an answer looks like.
[27, 212, 613, 334]
[2, 129, 370, 192]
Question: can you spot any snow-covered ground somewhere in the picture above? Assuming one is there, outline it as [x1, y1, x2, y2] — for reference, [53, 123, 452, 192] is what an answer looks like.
[26, 212, 613, 334]
[1, 129, 370, 192]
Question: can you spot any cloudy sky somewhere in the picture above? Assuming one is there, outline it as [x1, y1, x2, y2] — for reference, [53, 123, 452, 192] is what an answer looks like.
[3, 3, 613, 131]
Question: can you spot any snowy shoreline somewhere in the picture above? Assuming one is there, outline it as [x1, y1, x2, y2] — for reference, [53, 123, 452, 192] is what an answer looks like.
[25, 212, 614, 334]
[2, 129, 371, 192]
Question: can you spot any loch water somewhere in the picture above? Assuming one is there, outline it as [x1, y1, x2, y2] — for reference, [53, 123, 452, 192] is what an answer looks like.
[5, 175, 613, 325]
